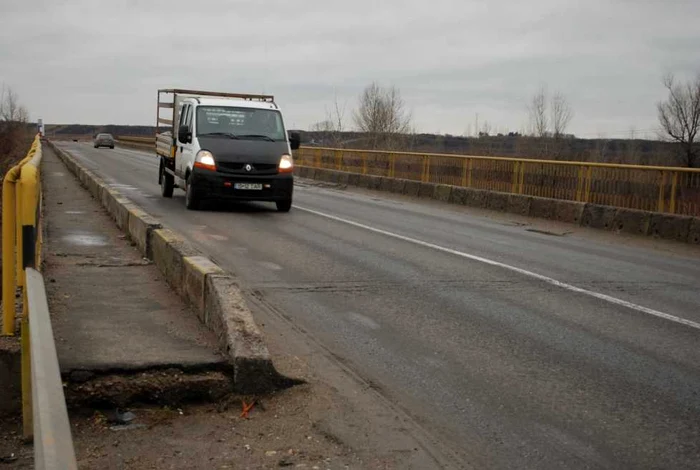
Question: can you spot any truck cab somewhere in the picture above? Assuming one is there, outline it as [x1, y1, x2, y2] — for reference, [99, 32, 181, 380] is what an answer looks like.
[155, 89, 300, 212]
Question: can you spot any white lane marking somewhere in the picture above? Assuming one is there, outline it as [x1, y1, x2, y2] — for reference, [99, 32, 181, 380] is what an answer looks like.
[295, 206, 700, 331]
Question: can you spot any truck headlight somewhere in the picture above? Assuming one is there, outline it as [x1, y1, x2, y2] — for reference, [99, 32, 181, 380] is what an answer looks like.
[279, 154, 294, 173]
[194, 150, 216, 171]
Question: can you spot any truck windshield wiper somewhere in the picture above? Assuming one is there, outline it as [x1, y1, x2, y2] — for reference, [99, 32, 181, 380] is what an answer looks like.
[199, 132, 240, 139]
[238, 134, 276, 142]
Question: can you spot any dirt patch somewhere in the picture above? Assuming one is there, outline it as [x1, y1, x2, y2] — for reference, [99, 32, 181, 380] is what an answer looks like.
[69, 384, 366, 470]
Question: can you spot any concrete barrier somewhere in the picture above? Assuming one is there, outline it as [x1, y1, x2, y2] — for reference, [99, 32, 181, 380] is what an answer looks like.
[403, 180, 421, 197]
[507, 194, 532, 216]
[689, 218, 700, 245]
[418, 182, 437, 199]
[204, 275, 288, 393]
[183, 256, 225, 322]
[150, 229, 201, 295]
[529, 197, 556, 219]
[649, 213, 693, 242]
[337, 172, 350, 186]
[449, 187, 469, 206]
[486, 191, 509, 212]
[348, 173, 360, 187]
[463, 188, 488, 208]
[49, 142, 290, 393]
[127, 206, 163, 258]
[434, 184, 453, 203]
[553, 200, 586, 224]
[391, 178, 406, 194]
[611, 208, 652, 236]
[379, 177, 393, 193]
[581, 204, 617, 230]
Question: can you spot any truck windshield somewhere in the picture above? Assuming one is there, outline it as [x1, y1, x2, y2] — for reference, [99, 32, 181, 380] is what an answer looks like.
[196, 106, 285, 141]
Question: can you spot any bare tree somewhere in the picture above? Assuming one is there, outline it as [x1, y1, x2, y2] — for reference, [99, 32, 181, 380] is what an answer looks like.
[528, 86, 548, 137]
[657, 73, 700, 167]
[0, 85, 29, 124]
[551, 92, 573, 138]
[353, 82, 412, 149]
[0, 85, 29, 159]
[311, 96, 347, 147]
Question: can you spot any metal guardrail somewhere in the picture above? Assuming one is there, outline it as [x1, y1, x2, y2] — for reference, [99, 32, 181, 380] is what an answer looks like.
[26, 268, 78, 469]
[2, 135, 77, 466]
[296, 147, 700, 216]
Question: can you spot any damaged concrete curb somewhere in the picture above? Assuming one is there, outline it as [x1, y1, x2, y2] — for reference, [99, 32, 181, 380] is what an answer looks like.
[47, 140, 292, 393]
[294, 165, 700, 245]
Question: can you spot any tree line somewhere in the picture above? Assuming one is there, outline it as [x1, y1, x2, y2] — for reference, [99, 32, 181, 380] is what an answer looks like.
[313, 73, 700, 167]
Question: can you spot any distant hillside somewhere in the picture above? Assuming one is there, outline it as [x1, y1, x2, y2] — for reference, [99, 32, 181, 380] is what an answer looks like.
[45, 124, 156, 137]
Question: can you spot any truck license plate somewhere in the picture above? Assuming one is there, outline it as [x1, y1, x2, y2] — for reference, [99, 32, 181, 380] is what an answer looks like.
[234, 183, 263, 190]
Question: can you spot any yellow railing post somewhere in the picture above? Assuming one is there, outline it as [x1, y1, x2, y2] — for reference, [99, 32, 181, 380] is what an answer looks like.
[519, 162, 526, 194]
[669, 172, 678, 214]
[657, 171, 667, 213]
[584, 166, 593, 203]
[422, 156, 431, 183]
[467, 159, 473, 187]
[461, 159, 468, 187]
[335, 149, 342, 171]
[389, 154, 396, 179]
[362, 152, 368, 175]
[511, 162, 520, 193]
[2, 166, 21, 335]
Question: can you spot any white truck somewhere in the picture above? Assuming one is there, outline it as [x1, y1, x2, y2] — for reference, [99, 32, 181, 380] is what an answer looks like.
[155, 89, 300, 212]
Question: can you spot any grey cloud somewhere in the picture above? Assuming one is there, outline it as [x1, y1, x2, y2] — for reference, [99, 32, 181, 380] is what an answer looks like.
[1, 0, 699, 138]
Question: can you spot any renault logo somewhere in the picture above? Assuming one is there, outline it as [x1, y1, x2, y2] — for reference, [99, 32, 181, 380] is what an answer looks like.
[245, 164, 253, 172]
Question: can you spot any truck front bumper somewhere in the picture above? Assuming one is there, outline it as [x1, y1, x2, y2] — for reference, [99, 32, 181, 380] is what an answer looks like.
[190, 168, 293, 202]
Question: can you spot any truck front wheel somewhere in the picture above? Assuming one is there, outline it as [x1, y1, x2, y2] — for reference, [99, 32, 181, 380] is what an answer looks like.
[160, 166, 174, 198]
[185, 174, 200, 210]
[276, 199, 292, 212]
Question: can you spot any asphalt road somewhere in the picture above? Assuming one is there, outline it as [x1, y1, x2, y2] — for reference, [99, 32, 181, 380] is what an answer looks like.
[55, 142, 700, 469]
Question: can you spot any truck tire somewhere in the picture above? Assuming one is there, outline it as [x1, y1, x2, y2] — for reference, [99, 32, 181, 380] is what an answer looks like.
[160, 166, 174, 198]
[185, 174, 199, 210]
[276, 199, 292, 212]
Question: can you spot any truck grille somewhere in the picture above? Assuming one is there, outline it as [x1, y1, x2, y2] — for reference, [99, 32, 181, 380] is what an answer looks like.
[217, 162, 278, 175]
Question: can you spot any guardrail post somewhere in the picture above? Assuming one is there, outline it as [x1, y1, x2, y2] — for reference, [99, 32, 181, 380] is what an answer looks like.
[511, 162, 520, 193]
[362, 152, 368, 175]
[389, 154, 396, 178]
[670, 172, 678, 214]
[461, 159, 468, 187]
[335, 149, 342, 171]
[657, 171, 666, 213]
[584, 166, 593, 203]
[2, 166, 20, 335]
[519, 162, 526, 194]
[421, 156, 431, 183]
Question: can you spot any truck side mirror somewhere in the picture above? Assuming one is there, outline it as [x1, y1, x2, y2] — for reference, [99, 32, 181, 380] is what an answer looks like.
[289, 131, 301, 150]
[178, 125, 192, 144]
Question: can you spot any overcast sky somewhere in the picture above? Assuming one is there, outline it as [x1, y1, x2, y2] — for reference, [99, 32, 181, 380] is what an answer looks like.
[1, 0, 698, 138]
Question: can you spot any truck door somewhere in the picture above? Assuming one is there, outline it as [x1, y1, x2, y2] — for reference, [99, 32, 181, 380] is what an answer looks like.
[176, 104, 194, 178]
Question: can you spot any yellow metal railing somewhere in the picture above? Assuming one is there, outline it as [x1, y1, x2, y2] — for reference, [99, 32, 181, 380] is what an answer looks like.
[296, 147, 700, 216]
[2, 134, 43, 427]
